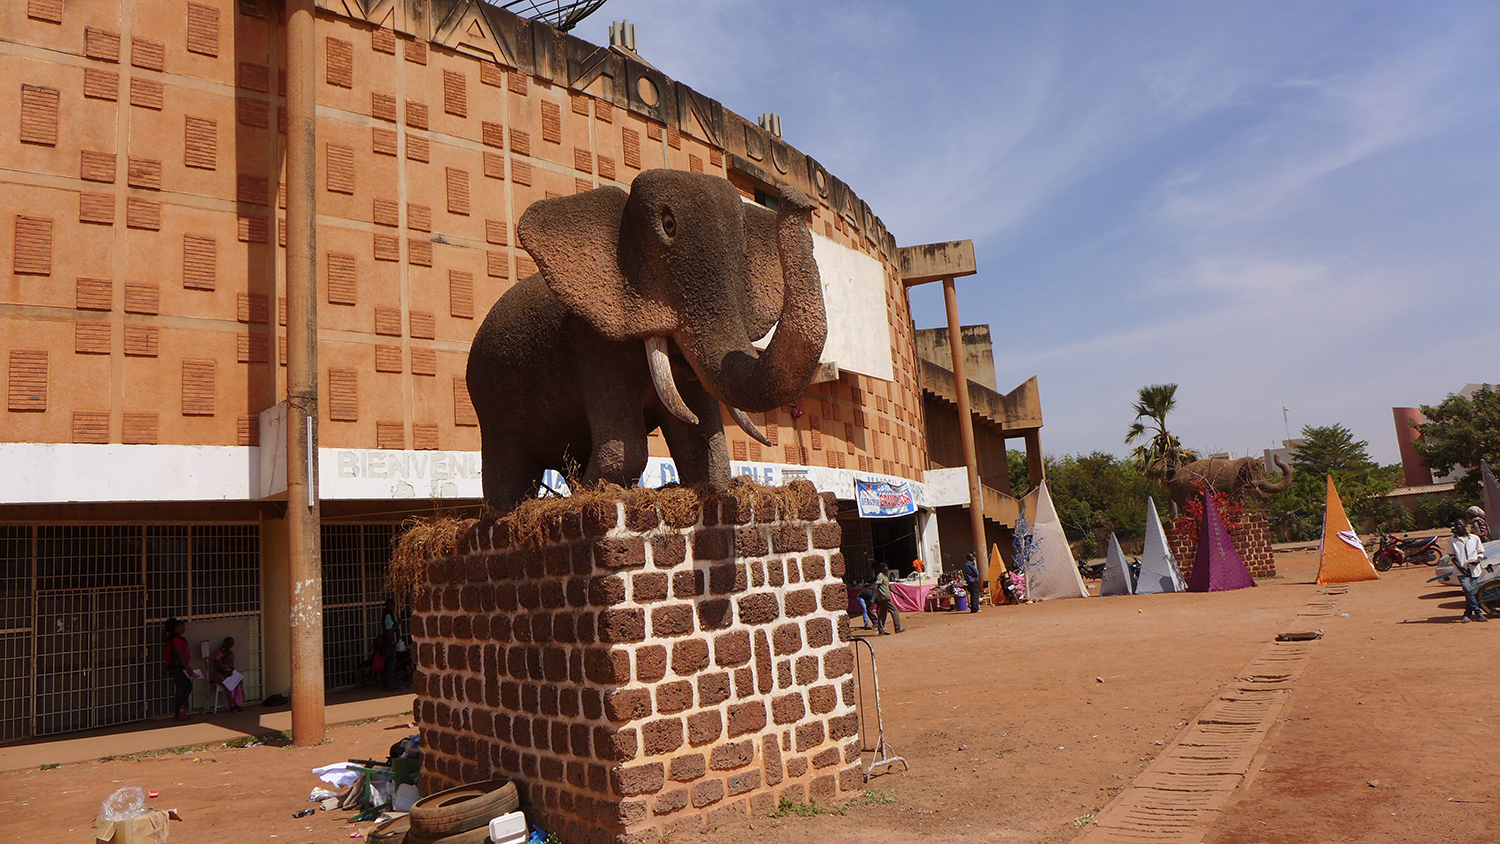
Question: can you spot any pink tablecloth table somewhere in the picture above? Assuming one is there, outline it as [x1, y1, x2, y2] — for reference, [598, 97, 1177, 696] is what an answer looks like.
[847, 583, 935, 614]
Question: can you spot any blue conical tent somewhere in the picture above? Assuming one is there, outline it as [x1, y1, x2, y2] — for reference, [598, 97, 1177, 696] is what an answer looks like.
[1187, 492, 1256, 592]
[1135, 497, 1183, 594]
[1101, 533, 1134, 596]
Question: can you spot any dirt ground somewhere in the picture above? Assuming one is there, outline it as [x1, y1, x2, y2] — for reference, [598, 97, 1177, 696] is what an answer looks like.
[2, 549, 1496, 844]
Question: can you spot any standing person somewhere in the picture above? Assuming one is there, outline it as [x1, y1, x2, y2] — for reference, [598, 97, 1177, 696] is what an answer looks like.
[873, 564, 903, 635]
[381, 598, 399, 690]
[210, 637, 244, 712]
[163, 618, 194, 721]
[962, 551, 981, 614]
[1450, 519, 1488, 623]
[855, 587, 877, 630]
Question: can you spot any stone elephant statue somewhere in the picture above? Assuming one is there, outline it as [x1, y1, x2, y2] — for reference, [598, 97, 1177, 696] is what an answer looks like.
[466, 169, 826, 512]
[1165, 454, 1293, 509]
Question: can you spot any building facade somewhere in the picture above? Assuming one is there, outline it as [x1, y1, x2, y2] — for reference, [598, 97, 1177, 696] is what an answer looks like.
[0, 0, 1036, 739]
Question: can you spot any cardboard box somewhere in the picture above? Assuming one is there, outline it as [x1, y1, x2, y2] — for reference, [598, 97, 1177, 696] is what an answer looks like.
[92, 810, 171, 844]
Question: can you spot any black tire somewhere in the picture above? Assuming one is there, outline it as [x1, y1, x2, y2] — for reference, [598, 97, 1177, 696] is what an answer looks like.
[1373, 551, 1396, 572]
[409, 779, 519, 838]
[1419, 548, 1442, 566]
[1477, 580, 1500, 619]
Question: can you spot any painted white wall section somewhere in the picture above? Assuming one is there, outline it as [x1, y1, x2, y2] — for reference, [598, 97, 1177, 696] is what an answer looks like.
[755, 234, 894, 383]
[0, 443, 260, 503]
[922, 466, 971, 507]
[2, 445, 927, 507]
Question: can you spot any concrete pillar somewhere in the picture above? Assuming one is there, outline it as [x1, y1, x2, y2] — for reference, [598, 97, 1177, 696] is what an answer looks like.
[942, 277, 988, 586]
[285, 0, 324, 745]
[1024, 429, 1044, 490]
[916, 509, 942, 577]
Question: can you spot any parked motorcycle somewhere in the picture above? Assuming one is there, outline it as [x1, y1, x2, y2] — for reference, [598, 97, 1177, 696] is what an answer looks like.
[1371, 533, 1444, 571]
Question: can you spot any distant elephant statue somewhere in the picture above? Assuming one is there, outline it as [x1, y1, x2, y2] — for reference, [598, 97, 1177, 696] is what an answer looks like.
[1165, 455, 1293, 509]
[466, 169, 826, 512]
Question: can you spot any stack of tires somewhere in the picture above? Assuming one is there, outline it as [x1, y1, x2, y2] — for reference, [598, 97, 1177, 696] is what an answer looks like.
[371, 780, 520, 844]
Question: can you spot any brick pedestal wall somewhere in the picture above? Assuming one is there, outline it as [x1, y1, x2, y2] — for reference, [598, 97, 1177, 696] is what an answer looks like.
[1164, 510, 1276, 581]
[410, 482, 862, 844]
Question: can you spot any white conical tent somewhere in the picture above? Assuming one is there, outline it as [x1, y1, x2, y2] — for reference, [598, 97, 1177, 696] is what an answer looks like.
[1135, 496, 1184, 594]
[1023, 482, 1090, 600]
[1101, 532, 1134, 596]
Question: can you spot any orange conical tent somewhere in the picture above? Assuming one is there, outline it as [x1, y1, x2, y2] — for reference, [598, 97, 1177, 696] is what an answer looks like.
[988, 543, 1009, 605]
[1317, 475, 1379, 584]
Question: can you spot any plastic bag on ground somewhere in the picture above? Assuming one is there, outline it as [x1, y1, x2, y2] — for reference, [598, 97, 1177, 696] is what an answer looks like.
[312, 762, 362, 789]
[102, 786, 148, 821]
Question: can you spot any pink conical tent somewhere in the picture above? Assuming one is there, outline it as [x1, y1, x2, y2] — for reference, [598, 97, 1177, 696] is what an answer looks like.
[1187, 491, 1256, 592]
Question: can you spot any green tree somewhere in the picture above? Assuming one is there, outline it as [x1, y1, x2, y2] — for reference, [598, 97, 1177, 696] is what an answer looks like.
[1124, 383, 1198, 482]
[1007, 450, 1031, 497]
[1047, 451, 1170, 553]
[1412, 385, 1500, 502]
[1267, 424, 1403, 540]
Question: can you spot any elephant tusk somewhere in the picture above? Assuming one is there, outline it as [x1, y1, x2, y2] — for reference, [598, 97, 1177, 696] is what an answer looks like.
[729, 406, 773, 447]
[645, 336, 699, 426]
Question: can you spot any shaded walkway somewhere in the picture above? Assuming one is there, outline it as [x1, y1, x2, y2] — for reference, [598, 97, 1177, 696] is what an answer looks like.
[0, 689, 413, 772]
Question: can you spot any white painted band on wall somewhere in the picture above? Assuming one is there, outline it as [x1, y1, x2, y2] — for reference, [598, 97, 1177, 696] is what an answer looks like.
[1, 443, 930, 507]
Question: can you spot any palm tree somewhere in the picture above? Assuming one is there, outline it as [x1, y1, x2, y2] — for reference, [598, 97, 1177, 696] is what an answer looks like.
[1125, 383, 1198, 483]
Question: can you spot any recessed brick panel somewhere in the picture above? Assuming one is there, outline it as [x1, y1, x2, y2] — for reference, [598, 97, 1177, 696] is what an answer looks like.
[183, 117, 218, 169]
[129, 77, 164, 110]
[123, 325, 158, 357]
[123, 413, 158, 444]
[74, 320, 110, 354]
[79, 193, 114, 225]
[328, 368, 358, 421]
[27, 0, 63, 24]
[124, 282, 159, 314]
[180, 359, 215, 415]
[326, 37, 353, 87]
[128, 157, 162, 190]
[186, 3, 219, 55]
[181, 235, 216, 290]
[83, 68, 119, 101]
[19, 86, 59, 147]
[443, 69, 467, 117]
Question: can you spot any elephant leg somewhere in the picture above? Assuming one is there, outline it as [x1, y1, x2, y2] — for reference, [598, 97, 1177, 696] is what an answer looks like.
[658, 379, 730, 489]
[582, 392, 651, 489]
[480, 427, 544, 513]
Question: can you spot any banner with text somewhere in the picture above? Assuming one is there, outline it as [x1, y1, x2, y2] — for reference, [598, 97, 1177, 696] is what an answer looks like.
[855, 478, 917, 518]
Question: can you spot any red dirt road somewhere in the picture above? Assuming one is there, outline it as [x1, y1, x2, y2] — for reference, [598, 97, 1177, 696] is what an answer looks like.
[1, 551, 1495, 843]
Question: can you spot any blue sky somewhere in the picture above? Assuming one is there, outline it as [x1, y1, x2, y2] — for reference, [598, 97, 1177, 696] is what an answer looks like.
[570, 1, 1500, 465]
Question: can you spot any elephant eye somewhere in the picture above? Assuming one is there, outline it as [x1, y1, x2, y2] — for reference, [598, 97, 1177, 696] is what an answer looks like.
[661, 208, 676, 238]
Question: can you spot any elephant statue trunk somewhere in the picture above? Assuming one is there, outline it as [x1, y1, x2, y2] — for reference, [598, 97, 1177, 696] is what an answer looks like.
[1254, 454, 1294, 495]
[678, 186, 826, 415]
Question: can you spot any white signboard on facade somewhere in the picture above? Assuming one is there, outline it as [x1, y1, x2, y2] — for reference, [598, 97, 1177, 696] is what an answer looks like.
[320, 449, 485, 500]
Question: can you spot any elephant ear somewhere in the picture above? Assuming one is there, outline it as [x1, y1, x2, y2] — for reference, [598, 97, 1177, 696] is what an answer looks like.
[517, 186, 676, 341]
[739, 202, 786, 342]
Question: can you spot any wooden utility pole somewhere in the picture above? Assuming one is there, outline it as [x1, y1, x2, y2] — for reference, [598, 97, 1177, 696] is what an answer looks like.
[898, 242, 986, 586]
[284, 0, 324, 744]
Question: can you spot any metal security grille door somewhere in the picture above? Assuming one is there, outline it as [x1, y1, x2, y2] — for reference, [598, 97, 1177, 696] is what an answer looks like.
[33, 589, 145, 736]
[34, 527, 148, 736]
[0, 524, 260, 740]
[321, 524, 401, 690]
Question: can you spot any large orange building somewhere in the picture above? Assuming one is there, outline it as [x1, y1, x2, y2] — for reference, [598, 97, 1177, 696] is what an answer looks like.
[0, 0, 1043, 739]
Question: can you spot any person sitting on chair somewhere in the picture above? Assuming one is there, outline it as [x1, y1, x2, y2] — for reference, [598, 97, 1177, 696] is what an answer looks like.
[210, 637, 244, 712]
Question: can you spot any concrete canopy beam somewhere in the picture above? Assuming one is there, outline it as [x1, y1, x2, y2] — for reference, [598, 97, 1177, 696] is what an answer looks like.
[898, 240, 977, 286]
